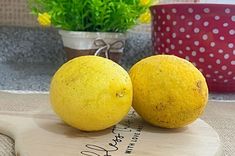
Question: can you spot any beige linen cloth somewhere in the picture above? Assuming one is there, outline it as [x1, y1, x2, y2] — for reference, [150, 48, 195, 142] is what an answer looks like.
[0, 91, 234, 156]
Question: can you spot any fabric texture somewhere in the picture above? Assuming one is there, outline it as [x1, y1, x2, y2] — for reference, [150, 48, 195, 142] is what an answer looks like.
[0, 0, 37, 27]
[201, 101, 235, 156]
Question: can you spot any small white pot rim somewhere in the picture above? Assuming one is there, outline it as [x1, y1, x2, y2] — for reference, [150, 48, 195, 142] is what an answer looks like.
[59, 29, 126, 50]
[59, 30, 126, 39]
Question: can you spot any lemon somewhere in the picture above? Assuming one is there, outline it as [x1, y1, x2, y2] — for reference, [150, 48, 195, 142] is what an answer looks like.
[129, 55, 208, 128]
[50, 56, 133, 131]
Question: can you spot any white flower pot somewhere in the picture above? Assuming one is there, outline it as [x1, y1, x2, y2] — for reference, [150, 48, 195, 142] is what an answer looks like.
[59, 30, 126, 62]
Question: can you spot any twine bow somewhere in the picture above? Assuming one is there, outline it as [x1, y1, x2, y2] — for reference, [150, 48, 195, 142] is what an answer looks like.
[94, 38, 125, 59]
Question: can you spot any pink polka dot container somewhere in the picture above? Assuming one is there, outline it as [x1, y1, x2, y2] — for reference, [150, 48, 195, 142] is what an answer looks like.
[150, 4, 235, 92]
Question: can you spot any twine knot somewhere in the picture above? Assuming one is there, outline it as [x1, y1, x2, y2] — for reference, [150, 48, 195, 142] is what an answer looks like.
[94, 38, 125, 59]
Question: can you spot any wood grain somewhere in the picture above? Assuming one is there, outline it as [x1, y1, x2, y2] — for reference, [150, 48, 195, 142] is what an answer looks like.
[0, 109, 222, 156]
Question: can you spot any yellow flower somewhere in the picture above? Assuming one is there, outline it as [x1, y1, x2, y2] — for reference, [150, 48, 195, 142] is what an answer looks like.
[140, 0, 151, 6]
[37, 13, 51, 27]
[139, 11, 151, 24]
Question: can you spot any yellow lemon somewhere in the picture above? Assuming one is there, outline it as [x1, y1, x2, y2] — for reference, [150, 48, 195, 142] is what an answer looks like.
[50, 56, 133, 131]
[129, 55, 208, 128]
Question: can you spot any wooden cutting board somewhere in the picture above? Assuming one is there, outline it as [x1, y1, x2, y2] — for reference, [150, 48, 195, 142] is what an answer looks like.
[0, 92, 222, 156]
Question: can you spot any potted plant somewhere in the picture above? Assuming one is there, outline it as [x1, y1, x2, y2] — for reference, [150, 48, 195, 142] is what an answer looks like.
[28, 0, 153, 62]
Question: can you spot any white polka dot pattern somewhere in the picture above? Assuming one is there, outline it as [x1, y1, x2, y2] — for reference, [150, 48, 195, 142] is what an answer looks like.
[194, 41, 200, 46]
[203, 21, 209, 27]
[194, 28, 200, 33]
[178, 40, 183, 45]
[225, 8, 230, 14]
[228, 43, 234, 48]
[188, 21, 193, 26]
[209, 53, 214, 58]
[231, 16, 235, 22]
[224, 54, 230, 59]
[204, 8, 210, 13]
[166, 27, 170, 32]
[166, 15, 171, 20]
[214, 71, 219, 74]
[188, 8, 194, 13]
[216, 59, 221, 64]
[186, 46, 191, 51]
[223, 23, 229, 27]
[199, 47, 205, 53]
[222, 65, 227, 70]
[179, 27, 185, 33]
[229, 29, 235, 35]
[210, 42, 216, 47]
[166, 38, 170, 43]
[219, 36, 225, 40]
[172, 8, 177, 13]
[214, 16, 220, 20]
[218, 49, 223, 54]
[195, 14, 201, 20]
[212, 28, 219, 34]
[151, 4, 235, 91]
[202, 34, 208, 40]
[199, 58, 205, 62]
[185, 56, 190, 61]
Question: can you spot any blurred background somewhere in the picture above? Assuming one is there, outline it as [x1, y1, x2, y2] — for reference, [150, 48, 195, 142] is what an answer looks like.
[0, 0, 234, 96]
[0, 0, 153, 92]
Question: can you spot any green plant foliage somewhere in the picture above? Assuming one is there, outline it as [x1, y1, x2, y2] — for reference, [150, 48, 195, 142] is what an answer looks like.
[28, 0, 151, 32]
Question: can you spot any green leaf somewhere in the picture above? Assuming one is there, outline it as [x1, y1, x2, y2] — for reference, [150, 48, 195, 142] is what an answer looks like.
[27, 0, 153, 32]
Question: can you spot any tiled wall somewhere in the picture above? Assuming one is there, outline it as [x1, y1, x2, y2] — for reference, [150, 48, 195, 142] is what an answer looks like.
[0, 0, 37, 26]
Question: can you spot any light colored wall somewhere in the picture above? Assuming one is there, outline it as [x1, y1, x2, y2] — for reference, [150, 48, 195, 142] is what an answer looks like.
[0, 0, 37, 26]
